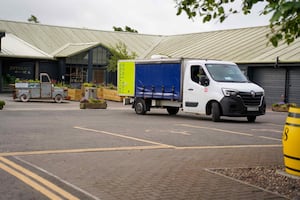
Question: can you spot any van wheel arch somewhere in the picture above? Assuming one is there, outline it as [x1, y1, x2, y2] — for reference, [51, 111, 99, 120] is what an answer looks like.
[206, 100, 223, 122]
[206, 100, 222, 115]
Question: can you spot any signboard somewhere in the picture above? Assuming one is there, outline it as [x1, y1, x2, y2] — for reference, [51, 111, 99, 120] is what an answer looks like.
[117, 61, 135, 96]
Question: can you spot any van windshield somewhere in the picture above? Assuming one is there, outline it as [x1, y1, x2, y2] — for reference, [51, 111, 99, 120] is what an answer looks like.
[205, 64, 248, 82]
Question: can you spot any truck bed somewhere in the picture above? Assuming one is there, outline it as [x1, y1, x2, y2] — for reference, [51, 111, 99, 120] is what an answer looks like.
[135, 62, 182, 100]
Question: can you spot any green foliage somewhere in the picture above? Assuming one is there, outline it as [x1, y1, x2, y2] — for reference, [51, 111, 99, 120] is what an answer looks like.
[88, 98, 106, 104]
[108, 42, 137, 72]
[106, 83, 117, 90]
[113, 26, 138, 33]
[15, 79, 39, 83]
[3, 74, 16, 85]
[175, 0, 300, 46]
[0, 100, 5, 107]
[54, 82, 70, 88]
[27, 15, 40, 23]
[272, 102, 297, 108]
[83, 82, 96, 87]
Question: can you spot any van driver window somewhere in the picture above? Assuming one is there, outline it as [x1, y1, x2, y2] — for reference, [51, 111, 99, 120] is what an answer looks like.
[191, 65, 206, 84]
[191, 65, 200, 83]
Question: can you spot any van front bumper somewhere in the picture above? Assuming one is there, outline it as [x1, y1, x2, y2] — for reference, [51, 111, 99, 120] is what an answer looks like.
[220, 96, 266, 117]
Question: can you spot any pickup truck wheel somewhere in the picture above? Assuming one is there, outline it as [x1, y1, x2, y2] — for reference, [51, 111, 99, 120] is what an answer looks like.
[247, 116, 256, 122]
[20, 94, 29, 102]
[167, 107, 179, 115]
[211, 102, 221, 122]
[135, 99, 146, 115]
[54, 94, 63, 103]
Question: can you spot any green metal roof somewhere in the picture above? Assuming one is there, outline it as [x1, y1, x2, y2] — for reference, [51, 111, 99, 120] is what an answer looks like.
[52, 42, 100, 57]
[0, 20, 162, 58]
[0, 20, 299, 63]
[144, 26, 300, 63]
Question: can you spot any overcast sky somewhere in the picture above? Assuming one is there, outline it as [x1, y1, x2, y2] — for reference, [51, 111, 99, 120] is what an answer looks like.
[0, 0, 270, 35]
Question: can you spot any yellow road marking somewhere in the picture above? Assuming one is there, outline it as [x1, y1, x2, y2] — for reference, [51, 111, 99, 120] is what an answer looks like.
[175, 144, 282, 150]
[0, 158, 66, 200]
[74, 126, 176, 148]
[178, 124, 253, 136]
[0, 143, 282, 158]
[0, 157, 78, 200]
[0, 145, 170, 157]
[0, 157, 79, 200]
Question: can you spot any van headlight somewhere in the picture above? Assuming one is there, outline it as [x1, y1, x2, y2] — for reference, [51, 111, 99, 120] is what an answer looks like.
[222, 88, 238, 97]
[256, 91, 265, 96]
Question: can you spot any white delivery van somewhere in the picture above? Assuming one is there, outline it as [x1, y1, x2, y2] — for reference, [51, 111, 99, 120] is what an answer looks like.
[118, 58, 266, 122]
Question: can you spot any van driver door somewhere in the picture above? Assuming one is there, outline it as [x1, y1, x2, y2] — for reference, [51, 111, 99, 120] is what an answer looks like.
[183, 65, 209, 114]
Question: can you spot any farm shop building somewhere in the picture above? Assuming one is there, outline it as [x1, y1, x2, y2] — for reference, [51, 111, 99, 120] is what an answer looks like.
[0, 19, 300, 106]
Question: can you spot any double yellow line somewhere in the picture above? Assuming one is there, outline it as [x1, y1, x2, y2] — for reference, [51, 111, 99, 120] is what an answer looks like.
[0, 157, 79, 200]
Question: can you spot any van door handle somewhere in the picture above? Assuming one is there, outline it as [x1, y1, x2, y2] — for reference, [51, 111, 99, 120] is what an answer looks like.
[188, 88, 194, 91]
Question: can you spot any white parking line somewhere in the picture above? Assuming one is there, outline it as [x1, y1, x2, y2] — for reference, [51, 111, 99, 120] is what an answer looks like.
[258, 136, 282, 141]
[177, 123, 282, 142]
[169, 130, 191, 136]
[251, 129, 283, 133]
[178, 124, 253, 136]
[74, 126, 176, 148]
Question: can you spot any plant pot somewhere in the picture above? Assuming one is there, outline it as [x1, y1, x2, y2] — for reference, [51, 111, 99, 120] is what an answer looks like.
[68, 88, 82, 101]
[272, 106, 289, 112]
[102, 88, 123, 102]
[80, 102, 107, 109]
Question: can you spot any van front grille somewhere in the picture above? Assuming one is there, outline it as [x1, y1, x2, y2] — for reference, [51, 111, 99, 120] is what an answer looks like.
[238, 92, 263, 106]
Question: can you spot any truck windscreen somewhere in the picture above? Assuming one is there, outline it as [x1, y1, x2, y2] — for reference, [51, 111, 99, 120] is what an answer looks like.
[205, 64, 248, 82]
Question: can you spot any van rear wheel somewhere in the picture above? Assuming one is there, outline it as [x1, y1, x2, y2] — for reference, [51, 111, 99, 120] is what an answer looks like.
[54, 94, 63, 103]
[211, 102, 221, 122]
[134, 98, 146, 115]
[20, 94, 29, 102]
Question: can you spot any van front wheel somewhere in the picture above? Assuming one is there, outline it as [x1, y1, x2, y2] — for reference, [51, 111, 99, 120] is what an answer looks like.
[167, 107, 179, 115]
[247, 116, 256, 122]
[211, 102, 221, 122]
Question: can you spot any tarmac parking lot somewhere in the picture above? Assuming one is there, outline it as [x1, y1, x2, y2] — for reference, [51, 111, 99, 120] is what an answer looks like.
[0, 93, 289, 199]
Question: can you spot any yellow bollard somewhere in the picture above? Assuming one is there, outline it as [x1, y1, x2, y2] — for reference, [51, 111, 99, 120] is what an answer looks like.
[282, 107, 300, 176]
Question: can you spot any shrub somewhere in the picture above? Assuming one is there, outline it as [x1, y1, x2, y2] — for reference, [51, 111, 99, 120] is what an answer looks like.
[0, 100, 5, 110]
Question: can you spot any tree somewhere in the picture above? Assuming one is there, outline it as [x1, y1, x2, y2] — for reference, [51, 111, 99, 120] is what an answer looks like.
[113, 26, 138, 33]
[27, 15, 40, 23]
[108, 42, 137, 72]
[175, 0, 300, 47]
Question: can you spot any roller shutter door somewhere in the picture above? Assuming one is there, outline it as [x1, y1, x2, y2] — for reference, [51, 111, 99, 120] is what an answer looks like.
[288, 68, 300, 105]
[251, 68, 286, 106]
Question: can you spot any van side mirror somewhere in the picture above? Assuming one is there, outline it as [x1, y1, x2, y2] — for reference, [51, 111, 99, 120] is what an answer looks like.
[200, 76, 209, 86]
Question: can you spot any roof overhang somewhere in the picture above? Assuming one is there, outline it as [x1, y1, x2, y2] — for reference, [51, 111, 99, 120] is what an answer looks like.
[52, 42, 106, 58]
[0, 33, 53, 59]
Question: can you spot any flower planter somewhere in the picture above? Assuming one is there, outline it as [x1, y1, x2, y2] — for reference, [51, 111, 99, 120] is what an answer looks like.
[102, 88, 123, 102]
[80, 102, 107, 109]
[272, 103, 297, 112]
[272, 106, 289, 112]
[97, 87, 103, 99]
[68, 88, 82, 101]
